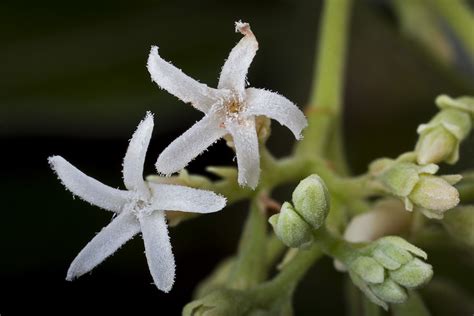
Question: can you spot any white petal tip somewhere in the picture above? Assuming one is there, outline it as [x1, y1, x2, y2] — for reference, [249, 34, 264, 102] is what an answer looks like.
[156, 283, 173, 293]
[235, 21, 251, 35]
[155, 159, 178, 177]
[48, 155, 63, 169]
[65, 269, 78, 282]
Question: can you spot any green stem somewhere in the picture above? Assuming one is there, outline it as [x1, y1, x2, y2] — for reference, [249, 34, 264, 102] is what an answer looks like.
[431, 0, 474, 61]
[312, 225, 356, 263]
[254, 246, 323, 304]
[227, 198, 268, 289]
[296, 0, 353, 159]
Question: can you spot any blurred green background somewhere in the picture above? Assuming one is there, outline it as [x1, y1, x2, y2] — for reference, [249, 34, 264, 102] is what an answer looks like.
[1, 0, 474, 314]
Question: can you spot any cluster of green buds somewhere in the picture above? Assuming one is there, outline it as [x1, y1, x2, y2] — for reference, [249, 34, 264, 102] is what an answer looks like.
[268, 175, 330, 248]
[347, 236, 433, 310]
[415, 95, 474, 165]
[369, 154, 461, 219]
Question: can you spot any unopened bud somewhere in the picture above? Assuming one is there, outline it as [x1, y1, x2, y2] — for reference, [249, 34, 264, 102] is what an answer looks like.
[389, 258, 433, 289]
[351, 256, 385, 284]
[369, 279, 407, 304]
[292, 175, 330, 230]
[409, 175, 460, 217]
[416, 109, 471, 165]
[268, 202, 313, 249]
[436, 94, 474, 116]
[379, 162, 437, 198]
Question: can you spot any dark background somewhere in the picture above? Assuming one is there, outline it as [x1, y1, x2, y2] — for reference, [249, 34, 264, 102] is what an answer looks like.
[1, 0, 474, 314]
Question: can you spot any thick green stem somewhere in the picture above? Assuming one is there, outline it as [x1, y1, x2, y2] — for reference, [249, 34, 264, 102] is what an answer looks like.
[431, 0, 474, 61]
[312, 225, 356, 263]
[227, 199, 268, 289]
[296, 0, 352, 160]
[254, 246, 323, 304]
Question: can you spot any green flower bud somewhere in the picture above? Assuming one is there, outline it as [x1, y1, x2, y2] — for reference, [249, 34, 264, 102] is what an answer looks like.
[416, 109, 471, 165]
[351, 256, 385, 284]
[436, 94, 474, 116]
[268, 202, 313, 249]
[183, 289, 254, 316]
[349, 236, 431, 309]
[379, 162, 423, 197]
[442, 205, 474, 248]
[369, 279, 408, 304]
[373, 244, 411, 270]
[377, 161, 439, 210]
[409, 175, 460, 218]
[291, 174, 330, 230]
[389, 258, 433, 289]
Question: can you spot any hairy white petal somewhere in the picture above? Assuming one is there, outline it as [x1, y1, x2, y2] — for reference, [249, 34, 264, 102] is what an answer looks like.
[226, 119, 260, 189]
[140, 211, 175, 292]
[123, 112, 153, 196]
[244, 88, 307, 139]
[155, 114, 226, 175]
[149, 183, 226, 213]
[218, 21, 258, 94]
[147, 46, 223, 113]
[49, 156, 131, 213]
[66, 212, 140, 281]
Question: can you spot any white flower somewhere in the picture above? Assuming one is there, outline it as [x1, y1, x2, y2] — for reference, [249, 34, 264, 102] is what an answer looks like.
[147, 21, 307, 189]
[48, 112, 226, 292]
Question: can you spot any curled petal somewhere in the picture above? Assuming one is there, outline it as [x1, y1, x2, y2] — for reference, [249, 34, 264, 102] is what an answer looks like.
[139, 211, 175, 292]
[149, 183, 226, 214]
[218, 21, 258, 94]
[66, 212, 140, 280]
[123, 112, 153, 197]
[226, 119, 260, 189]
[147, 46, 224, 113]
[49, 156, 131, 213]
[155, 114, 226, 175]
[244, 88, 307, 139]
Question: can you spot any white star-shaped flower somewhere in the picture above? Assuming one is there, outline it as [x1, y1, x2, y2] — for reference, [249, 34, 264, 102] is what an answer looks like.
[48, 112, 226, 292]
[147, 21, 307, 189]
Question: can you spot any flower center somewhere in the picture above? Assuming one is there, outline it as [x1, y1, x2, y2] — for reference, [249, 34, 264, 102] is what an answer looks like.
[129, 198, 152, 217]
[227, 99, 241, 114]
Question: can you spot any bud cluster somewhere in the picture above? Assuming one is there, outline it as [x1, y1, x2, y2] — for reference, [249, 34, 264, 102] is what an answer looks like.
[415, 94, 474, 165]
[348, 236, 433, 310]
[269, 175, 330, 249]
[369, 156, 461, 219]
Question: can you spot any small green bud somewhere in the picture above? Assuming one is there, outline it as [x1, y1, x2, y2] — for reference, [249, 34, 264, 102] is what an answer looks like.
[436, 94, 474, 116]
[409, 175, 460, 217]
[416, 109, 471, 165]
[183, 289, 254, 316]
[416, 125, 458, 165]
[373, 244, 411, 270]
[369, 279, 408, 304]
[379, 162, 422, 197]
[268, 202, 313, 249]
[442, 205, 474, 248]
[389, 258, 433, 289]
[292, 174, 330, 230]
[351, 256, 385, 284]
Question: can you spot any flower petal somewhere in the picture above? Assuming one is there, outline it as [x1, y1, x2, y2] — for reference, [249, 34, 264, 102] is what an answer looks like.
[155, 114, 226, 175]
[123, 112, 153, 196]
[147, 46, 224, 113]
[66, 211, 140, 281]
[49, 156, 131, 213]
[226, 119, 260, 189]
[218, 21, 258, 94]
[148, 183, 226, 213]
[139, 211, 175, 292]
[244, 88, 307, 139]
